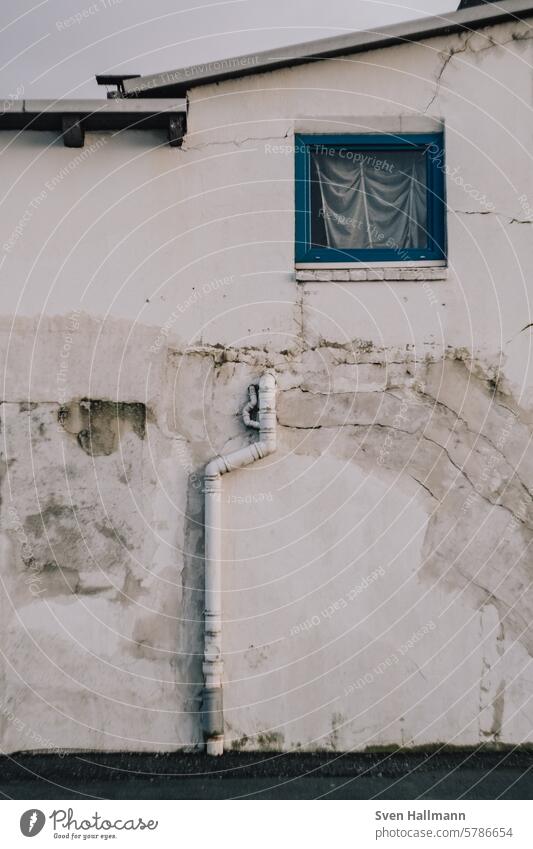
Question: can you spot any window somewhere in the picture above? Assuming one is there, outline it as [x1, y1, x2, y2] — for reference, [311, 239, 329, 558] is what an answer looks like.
[295, 133, 446, 264]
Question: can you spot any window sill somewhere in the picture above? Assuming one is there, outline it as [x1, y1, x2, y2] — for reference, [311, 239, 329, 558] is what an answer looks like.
[295, 265, 448, 283]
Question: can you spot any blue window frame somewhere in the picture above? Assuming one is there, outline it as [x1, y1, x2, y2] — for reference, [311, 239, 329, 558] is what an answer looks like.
[295, 133, 446, 264]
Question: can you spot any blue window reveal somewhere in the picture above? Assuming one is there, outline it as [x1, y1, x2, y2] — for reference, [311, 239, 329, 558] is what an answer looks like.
[295, 133, 446, 264]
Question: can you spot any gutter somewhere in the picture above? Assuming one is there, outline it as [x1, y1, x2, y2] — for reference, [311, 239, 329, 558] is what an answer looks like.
[0, 98, 187, 147]
[202, 373, 277, 756]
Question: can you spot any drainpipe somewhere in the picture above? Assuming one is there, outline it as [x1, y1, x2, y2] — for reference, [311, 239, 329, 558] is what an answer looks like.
[202, 372, 277, 756]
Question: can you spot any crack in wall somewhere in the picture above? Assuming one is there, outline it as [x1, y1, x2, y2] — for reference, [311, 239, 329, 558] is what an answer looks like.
[454, 209, 533, 224]
[424, 34, 474, 113]
[423, 25, 533, 114]
[183, 129, 292, 152]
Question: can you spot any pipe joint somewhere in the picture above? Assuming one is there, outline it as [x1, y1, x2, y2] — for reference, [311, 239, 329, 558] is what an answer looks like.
[242, 384, 260, 430]
[204, 459, 225, 480]
[202, 660, 223, 679]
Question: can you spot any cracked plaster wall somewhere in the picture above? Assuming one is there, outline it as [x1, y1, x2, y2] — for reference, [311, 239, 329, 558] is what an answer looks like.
[1, 17, 533, 752]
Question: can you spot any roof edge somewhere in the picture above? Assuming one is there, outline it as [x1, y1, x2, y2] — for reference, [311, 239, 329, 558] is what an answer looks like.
[123, 0, 533, 98]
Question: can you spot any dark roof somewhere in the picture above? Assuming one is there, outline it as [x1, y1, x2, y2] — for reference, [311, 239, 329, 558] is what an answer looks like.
[123, 0, 533, 98]
[458, 1, 492, 8]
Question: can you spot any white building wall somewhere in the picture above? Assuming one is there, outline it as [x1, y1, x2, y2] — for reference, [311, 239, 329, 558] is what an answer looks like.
[1, 16, 533, 752]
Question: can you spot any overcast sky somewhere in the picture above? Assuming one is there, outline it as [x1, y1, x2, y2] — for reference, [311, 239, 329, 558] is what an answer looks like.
[1, 0, 459, 98]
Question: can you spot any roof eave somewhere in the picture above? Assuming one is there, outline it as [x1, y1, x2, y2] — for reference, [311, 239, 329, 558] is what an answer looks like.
[0, 99, 187, 146]
[122, 0, 533, 98]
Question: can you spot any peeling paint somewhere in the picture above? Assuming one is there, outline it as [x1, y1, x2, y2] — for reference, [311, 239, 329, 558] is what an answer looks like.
[58, 399, 146, 456]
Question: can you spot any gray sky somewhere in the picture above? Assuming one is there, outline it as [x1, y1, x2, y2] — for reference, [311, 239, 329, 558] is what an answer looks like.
[1, 0, 458, 98]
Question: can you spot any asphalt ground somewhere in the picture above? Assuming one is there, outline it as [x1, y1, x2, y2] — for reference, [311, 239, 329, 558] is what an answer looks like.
[0, 749, 532, 799]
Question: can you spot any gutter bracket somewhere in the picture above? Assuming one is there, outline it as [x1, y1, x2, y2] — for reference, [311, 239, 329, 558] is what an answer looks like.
[62, 114, 85, 148]
[168, 113, 186, 147]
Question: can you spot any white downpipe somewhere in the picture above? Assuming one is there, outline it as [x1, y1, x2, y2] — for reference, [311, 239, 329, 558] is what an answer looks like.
[202, 372, 277, 756]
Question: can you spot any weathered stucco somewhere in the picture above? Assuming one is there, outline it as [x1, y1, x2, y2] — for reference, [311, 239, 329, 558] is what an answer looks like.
[1, 15, 533, 752]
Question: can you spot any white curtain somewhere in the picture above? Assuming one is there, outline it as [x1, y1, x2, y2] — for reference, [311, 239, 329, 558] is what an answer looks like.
[311, 148, 427, 249]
